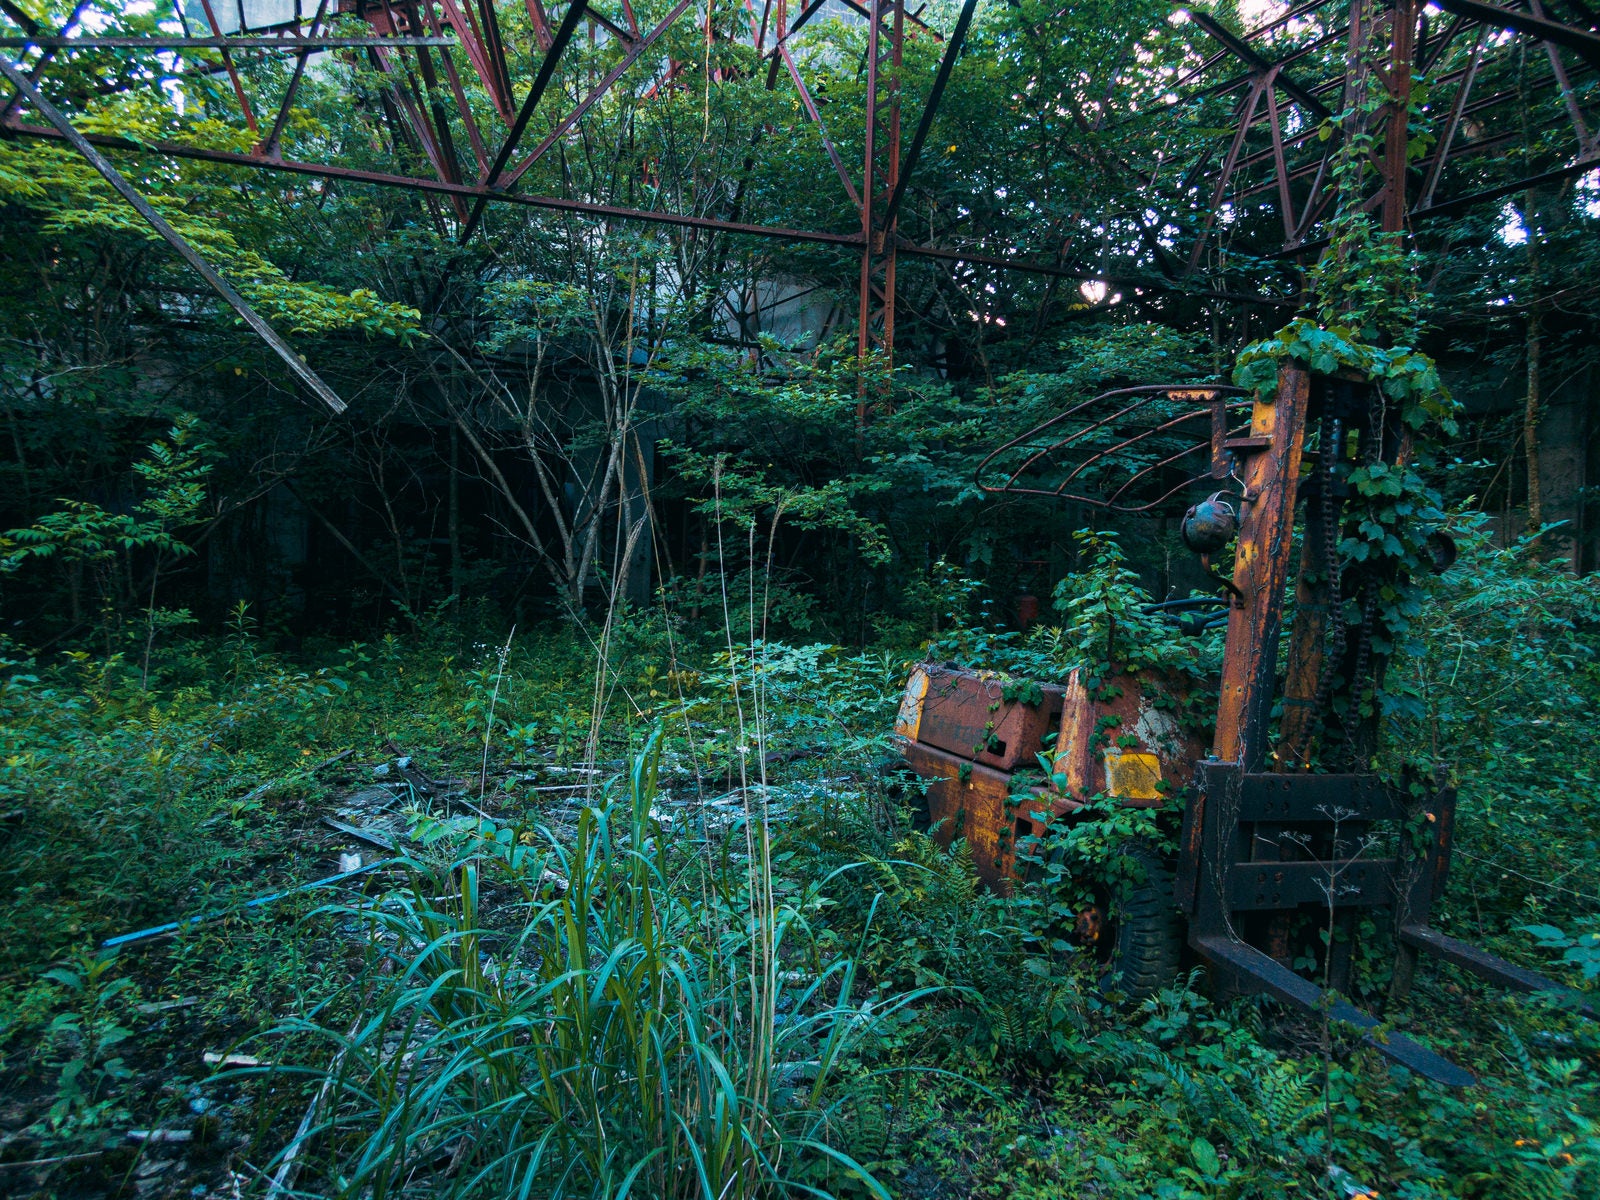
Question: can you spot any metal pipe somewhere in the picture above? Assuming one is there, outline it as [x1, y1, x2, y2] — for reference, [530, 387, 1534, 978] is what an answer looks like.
[0, 56, 347, 415]
[459, 0, 590, 241]
[0, 114, 866, 246]
[0, 35, 457, 47]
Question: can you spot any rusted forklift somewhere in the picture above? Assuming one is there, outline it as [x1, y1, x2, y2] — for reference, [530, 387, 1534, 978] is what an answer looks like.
[892, 370, 1593, 1087]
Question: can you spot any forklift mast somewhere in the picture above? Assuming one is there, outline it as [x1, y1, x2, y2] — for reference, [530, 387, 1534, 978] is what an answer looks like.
[896, 366, 1594, 1088]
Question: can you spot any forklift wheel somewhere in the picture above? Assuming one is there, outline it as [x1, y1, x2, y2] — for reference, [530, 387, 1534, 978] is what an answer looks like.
[876, 757, 930, 832]
[1099, 846, 1184, 1001]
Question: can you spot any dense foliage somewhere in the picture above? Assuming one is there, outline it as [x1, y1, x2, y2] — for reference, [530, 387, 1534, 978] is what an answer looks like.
[0, 547, 1597, 1196]
[0, 0, 1596, 1196]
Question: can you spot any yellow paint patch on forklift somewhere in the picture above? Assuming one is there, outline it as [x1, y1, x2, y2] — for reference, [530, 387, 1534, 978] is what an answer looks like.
[1103, 749, 1163, 800]
[894, 667, 930, 742]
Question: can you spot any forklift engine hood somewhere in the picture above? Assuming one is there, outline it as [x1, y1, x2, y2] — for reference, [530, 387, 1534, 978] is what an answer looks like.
[893, 663, 1206, 887]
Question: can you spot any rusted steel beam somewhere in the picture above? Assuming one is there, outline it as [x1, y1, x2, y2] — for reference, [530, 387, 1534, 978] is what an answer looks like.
[501, 0, 698, 190]
[857, 0, 903, 363]
[1531, 0, 1596, 154]
[1430, 0, 1600, 67]
[260, 0, 332, 160]
[1167, 0, 1349, 100]
[1185, 9, 1335, 122]
[1269, 143, 1600, 258]
[472, 0, 514, 105]
[879, 0, 978, 230]
[0, 0, 40, 36]
[435, 0, 514, 121]
[409, 13, 476, 187]
[1286, 148, 1336, 246]
[1170, 22, 1352, 111]
[0, 35, 457, 47]
[773, 35, 863, 206]
[1264, 74, 1296, 241]
[364, 31, 460, 189]
[1235, 0, 1347, 43]
[195, 0, 260, 133]
[1217, 78, 1579, 218]
[460, 0, 590, 240]
[1414, 149, 1600, 218]
[1213, 365, 1311, 769]
[419, 0, 489, 172]
[0, 113, 865, 245]
[1419, 12, 1467, 73]
[0, 56, 346, 415]
[0, 0, 89, 126]
[837, 0, 941, 41]
[1418, 29, 1484, 210]
[524, 0, 555, 50]
[584, 8, 635, 42]
[764, 0, 828, 59]
[1186, 72, 1268, 276]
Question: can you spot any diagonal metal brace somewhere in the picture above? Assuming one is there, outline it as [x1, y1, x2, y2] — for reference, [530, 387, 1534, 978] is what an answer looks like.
[458, 0, 590, 243]
[1429, 0, 1600, 69]
[879, 0, 979, 231]
[0, 55, 346, 415]
[1184, 10, 1335, 123]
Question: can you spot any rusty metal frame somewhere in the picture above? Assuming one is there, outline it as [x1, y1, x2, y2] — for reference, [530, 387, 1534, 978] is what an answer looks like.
[0, 54, 347, 414]
[0, 1, 1596, 371]
[1176, 0, 1599, 278]
[975, 384, 1253, 514]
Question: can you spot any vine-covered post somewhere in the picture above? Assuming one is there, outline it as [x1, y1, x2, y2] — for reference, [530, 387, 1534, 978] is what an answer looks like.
[1212, 364, 1311, 771]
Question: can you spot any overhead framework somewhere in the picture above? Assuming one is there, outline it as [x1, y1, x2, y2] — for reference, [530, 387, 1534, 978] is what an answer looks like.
[0, 0, 1597, 402]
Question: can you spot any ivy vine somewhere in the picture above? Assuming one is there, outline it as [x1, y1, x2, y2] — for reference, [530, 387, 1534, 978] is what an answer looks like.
[1232, 321, 1460, 744]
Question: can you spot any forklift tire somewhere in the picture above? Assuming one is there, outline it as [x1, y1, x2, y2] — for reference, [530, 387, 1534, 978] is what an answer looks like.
[1099, 846, 1184, 1002]
[876, 757, 931, 832]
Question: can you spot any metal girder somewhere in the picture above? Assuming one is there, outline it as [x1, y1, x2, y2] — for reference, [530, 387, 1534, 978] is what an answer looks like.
[2, 0, 1597, 374]
[499, 0, 696, 189]
[260, 0, 333, 159]
[0, 56, 346, 415]
[0, 35, 456, 47]
[1184, 9, 1335, 122]
[459, 0, 589, 241]
[880, 0, 978, 230]
[1430, 0, 1600, 67]
[772, 0, 864, 207]
[0, 115, 866, 245]
[0, 0, 87, 125]
[1178, 0, 1600, 271]
[857, 0, 903, 363]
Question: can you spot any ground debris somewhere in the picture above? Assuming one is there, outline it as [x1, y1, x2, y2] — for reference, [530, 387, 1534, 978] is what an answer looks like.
[127, 1128, 193, 1143]
[202, 1052, 266, 1069]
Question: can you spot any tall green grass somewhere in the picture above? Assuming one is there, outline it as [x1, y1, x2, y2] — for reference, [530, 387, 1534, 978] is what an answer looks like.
[265, 728, 921, 1199]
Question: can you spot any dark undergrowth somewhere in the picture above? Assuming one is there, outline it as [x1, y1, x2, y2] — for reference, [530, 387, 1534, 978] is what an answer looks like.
[0, 527, 1597, 1199]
